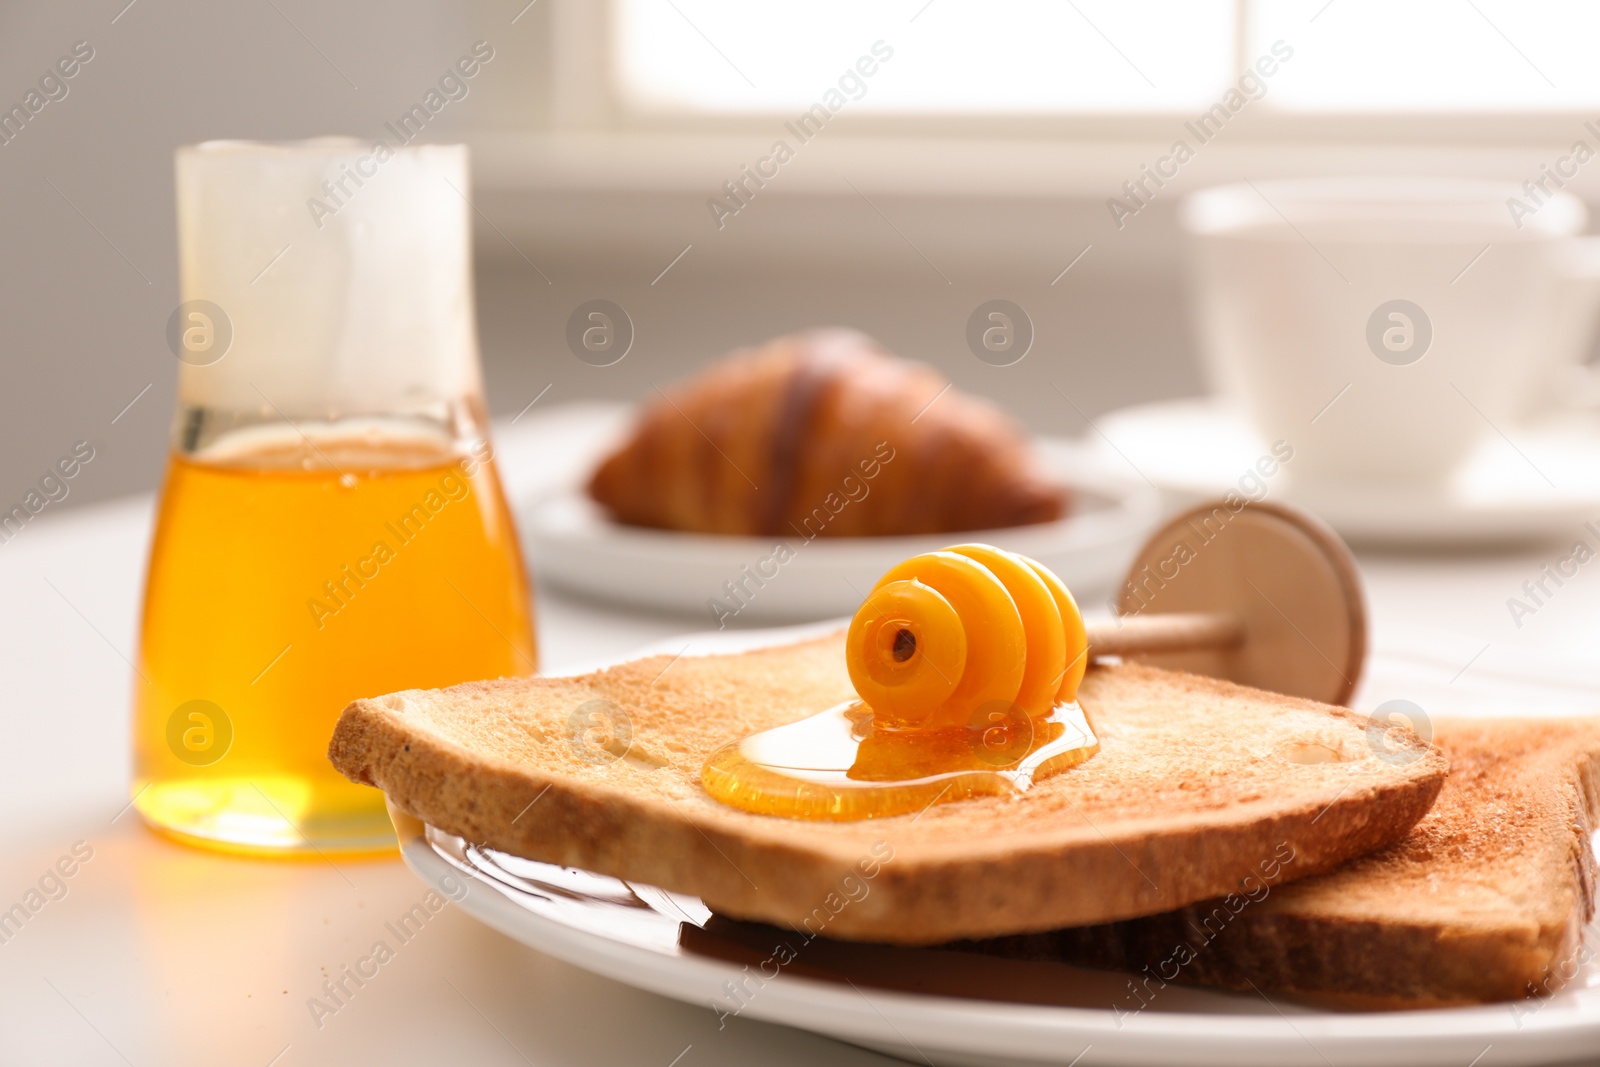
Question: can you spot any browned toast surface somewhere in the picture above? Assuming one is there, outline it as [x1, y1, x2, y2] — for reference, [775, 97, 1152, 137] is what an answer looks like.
[978, 717, 1600, 1007]
[328, 632, 1447, 943]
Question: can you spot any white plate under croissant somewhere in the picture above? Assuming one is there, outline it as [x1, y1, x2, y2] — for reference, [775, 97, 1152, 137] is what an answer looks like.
[521, 436, 1159, 622]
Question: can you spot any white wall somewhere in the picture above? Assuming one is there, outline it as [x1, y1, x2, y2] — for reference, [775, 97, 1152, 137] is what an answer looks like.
[0, 1, 534, 510]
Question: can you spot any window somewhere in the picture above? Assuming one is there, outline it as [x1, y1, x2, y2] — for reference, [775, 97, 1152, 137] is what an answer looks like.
[611, 0, 1600, 117]
[1249, 0, 1600, 112]
[613, 0, 1236, 114]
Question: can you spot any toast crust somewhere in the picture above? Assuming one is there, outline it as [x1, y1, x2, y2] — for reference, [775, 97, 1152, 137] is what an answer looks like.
[329, 633, 1447, 944]
[976, 718, 1600, 1007]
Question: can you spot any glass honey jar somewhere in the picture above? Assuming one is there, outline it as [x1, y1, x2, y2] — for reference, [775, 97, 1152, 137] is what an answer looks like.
[132, 139, 537, 854]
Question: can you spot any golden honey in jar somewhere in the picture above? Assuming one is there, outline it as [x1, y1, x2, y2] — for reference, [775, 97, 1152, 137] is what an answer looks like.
[132, 139, 535, 853]
[134, 428, 534, 853]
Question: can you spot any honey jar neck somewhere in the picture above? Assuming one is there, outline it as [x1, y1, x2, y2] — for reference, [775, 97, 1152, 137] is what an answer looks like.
[170, 138, 486, 445]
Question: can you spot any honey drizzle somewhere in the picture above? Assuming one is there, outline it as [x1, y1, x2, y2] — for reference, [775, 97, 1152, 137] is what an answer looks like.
[701, 701, 1099, 821]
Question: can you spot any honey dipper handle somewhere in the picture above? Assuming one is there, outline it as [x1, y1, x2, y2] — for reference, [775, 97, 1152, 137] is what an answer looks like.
[1097, 499, 1366, 705]
[1085, 611, 1245, 659]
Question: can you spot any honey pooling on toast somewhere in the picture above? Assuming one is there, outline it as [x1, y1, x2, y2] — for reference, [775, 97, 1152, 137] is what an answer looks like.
[701, 545, 1098, 820]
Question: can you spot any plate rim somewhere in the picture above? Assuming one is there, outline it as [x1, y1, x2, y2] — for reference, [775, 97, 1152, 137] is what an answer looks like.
[403, 833, 1600, 1066]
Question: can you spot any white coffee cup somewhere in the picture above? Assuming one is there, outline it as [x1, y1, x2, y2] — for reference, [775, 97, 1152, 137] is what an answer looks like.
[1182, 178, 1595, 487]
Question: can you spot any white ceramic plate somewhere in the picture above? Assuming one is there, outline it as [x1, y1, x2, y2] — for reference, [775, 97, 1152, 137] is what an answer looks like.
[1094, 398, 1600, 546]
[399, 818, 1599, 1067]
[521, 437, 1161, 623]
[389, 625, 1599, 1067]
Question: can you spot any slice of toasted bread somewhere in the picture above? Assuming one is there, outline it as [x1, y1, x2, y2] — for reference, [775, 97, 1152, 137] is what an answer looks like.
[966, 717, 1600, 1008]
[328, 632, 1446, 944]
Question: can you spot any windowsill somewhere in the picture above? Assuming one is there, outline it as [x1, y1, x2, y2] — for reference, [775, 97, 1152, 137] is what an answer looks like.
[468, 126, 1595, 196]
[461, 129, 1599, 267]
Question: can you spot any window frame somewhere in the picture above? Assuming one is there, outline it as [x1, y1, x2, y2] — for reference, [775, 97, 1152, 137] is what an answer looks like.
[550, 0, 1600, 147]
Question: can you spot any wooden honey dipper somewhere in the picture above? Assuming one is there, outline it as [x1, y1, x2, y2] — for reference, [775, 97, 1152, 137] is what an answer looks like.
[1082, 500, 1367, 706]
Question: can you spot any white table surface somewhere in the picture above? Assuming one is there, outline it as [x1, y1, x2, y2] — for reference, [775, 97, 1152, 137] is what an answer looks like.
[3, 403, 1600, 1067]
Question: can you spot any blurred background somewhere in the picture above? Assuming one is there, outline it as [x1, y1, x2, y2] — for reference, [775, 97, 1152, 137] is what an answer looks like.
[7, 0, 1600, 509]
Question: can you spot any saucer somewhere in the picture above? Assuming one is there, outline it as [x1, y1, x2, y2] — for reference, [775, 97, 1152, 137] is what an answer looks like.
[1093, 399, 1600, 546]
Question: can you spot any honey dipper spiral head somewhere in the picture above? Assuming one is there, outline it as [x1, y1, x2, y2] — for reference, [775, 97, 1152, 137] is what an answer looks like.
[846, 545, 1088, 729]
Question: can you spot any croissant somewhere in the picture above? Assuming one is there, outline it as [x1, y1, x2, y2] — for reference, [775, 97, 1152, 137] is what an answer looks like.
[587, 330, 1068, 538]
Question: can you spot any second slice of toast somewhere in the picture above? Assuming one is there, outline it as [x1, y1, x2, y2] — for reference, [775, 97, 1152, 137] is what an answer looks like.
[329, 632, 1447, 944]
[974, 717, 1600, 1007]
